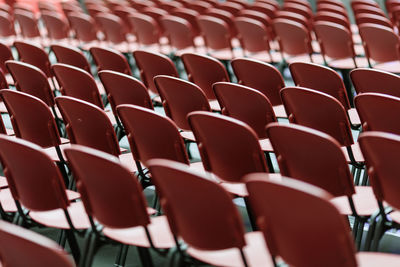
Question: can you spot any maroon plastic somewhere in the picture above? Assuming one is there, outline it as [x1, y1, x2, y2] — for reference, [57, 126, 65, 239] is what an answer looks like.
[90, 46, 131, 75]
[14, 9, 40, 38]
[95, 13, 127, 44]
[51, 44, 92, 74]
[41, 11, 70, 40]
[0, 42, 12, 74]
[160, 15, 196, 50]
[235, 17, 272, 55]
[128, 13, 161, 46]
[67, 12, 98, 43]
[350, 68, 400, 97]
[0, 11, 15, 38]
[197, 15, 233, 52]
[14, 41, 52, 77]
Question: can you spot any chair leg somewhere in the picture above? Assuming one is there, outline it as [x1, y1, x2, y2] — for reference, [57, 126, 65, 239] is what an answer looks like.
[364, 217, 378, 251]
[136, 247, 154, 267]
[244, 197, 257, 231]
[355, 221, 365, 250]
[80, 231, 98, 267]
[354, 167, 362, 186]
[371, 217, 386, 251]
[185, 140, 193, 160]
[58, 229, 67, 248]
[264, 152, 275, 173]
[65, 229, 81, 264]
[339, 69, 354, 107]
[120, 245, 129, 266]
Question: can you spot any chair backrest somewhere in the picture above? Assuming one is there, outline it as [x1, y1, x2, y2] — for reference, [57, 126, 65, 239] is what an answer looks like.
[1, 89, 61, 148]
[14, 41, 52, 77]
[350, 68, 400, 97]
[238, 9, 272, 36]
[0, 135, 69, 211]
[90, 46, 131, 75]
[6, 60, 55, 107]
[355, 13, 393, 28]
[148, 159, 246, 250]
[132, 50, 179, 95]
[245, 176, 358, 267]
[181, 53, 230, 100]
[64, 145, 150, 228]
[218, 1, 243, 15]
[14, 9, 40, 38]
[51, 44, 92, 74]
[275, 10, 310, 30]
[99, 70, 153, 115]
[289, 62, 351, 110]
[117, 104, 189, 165]
[67, 12, 98, 43]
[113, 6, 136, 33]
[41, 11, 69, 40]
[95, 13, 127, 44]
[0, 11, 15, 37]
[318, 3, 348, 17]
[359, 23, 400, 64]
[267, 123, 355, 196]
[235, 17, 271, 54]
[358, 132, 400, 210]
[273, 18, 313, 57]
[52, 63, 104, 109]
[206, 8, 238, 37]
[56, 96, 120, 156]
[249, 2, 277, 18]
[128, 13, 161, 46]
[161, 15, 196, 50]
[281, 87, 354, 146]
[0, 42, 13, 74]
[314, 21, 356, 63]
[197, 15, 232, 51]
[231, 58, 284, 106]
[314, 11, 351, 31]
[283, 2, 313, 19]
[353, 4, 386, 17]
[154, 75, 211, 130]
[0, 221, 74, 267]
[214, 82, 276, 139]
[355, 93, 400, 135]
[188, 111, 268, 182]
[170, 8, 201, 36]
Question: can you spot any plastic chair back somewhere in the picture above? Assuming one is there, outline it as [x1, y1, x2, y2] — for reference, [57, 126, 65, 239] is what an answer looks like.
[90, 46, 131, 75]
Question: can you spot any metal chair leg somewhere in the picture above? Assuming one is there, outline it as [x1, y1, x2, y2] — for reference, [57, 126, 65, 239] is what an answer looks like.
[137, 247, 154, 267]
[371, 217, 386, 251]
[65, 229, 81, 264]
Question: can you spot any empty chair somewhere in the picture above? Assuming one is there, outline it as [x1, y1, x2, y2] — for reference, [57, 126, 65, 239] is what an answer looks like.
[41, 11, 70, 42]
[181, 52, 230, 110]
[350, 68, 400, 97]
[318, 3, 348, 17]
[14, 9, 41, 40]
[161, 15, 198, 54]
[231, 58, 287, 117]
[359, 23, 400, 72]
[248, 2, 277, 18]
[90, 46, 132, 75]
[283, 2, 313, 20]
[0, 136, 90, 263]
[51, 44, 92, 74]
[218, 1, 243, 15]
[275, 10, 311, 30]
[206, 8, 238, 37]
[170, 7, 201, 36]
[128, 13, 163, 50]
[67, 12, 99, 49]
[280, 87, 363, 164]
[289, 62, 360, 125]
[113, 6, 137, 33]
[237, 9, 273, 34]
[95, 13, 131, 52]
[0, 42, 13, 80]
[147, 159, 273, 267]
[245, 175, 400, 267]
[355, 93, 400, 135]
[314, 11, 352, 32]
[355, 13, 394, 29]
[64, 145, 175, 267]
[14, 41, 53, 78]
[353, 4, 386, 17]
[133, 50, 179, 96]
[0, 11, 16, 46]
[0, 221, 74, 267]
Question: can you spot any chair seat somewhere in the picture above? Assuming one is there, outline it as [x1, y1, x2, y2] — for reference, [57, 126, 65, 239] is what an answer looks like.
[272, 104, 287, 118]
[285, 53, 325, 65]
[187, 231, 274, 267]
[119, 152, 138, 173]
[0, 188, 16, 212]
[29, 201, 91, 229]
[105, 110, 117, 125]
[388, 210, 400, 224]
[0, 101, 8, 113]
[207, 48, 242, 61]
[330, 186, 379, 216]
[102, 215, 175, 249]
[209, 99, 221, 111]
[5, 73, 14, 85]
[241, 50, 282, 64]
[259, 138, 273, 152]
[348, 108, 361, 126]
[373, 61, 400, 74]
[66, 189, 80, 201]
[357, 252, 400, 267]
[342, 142, 364, 163]
[328, 57, 369, 70]
[43, 143, 71, 162]
[0, 176, 7, 188]
[188, 161, 205, 174]
[180, 130, 196, 142]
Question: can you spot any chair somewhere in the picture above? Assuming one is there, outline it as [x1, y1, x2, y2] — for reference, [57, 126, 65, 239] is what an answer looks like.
[355, 93, 400, 135]
[154, 75, 211, 133]
[170, 8, 201, 36]
[218, 1, 243, 15]
[350, 68, 400, 97]
[95, 13, 131, 52]
[238, 10, 273, 36]
[289, 62, 360, 125]
[275, 10, 311, 31]
[245, 175, 400, 267]
[13, 41, 53, 78]
[355, 13, 394, 29]
[205, 8, 238, 37]
[41, 11, 70, 42]
[273, 18, 322, 63]
[197, 15, 236, 61]
[0, 135, 90, 263]
[133, 50, 179, 96]
[147, 159, 274, 267]
[231, 58, 286, 117]
[314, 10, 351, 31]
[14, 9, 41, 39]
[248, 2, 276, 18]
[359, 23, 400, 72]
[128, 13, 163, 50]
[90, 46, 132, 75]
[181, 52, 230, 110]
[282, 2, 313, 20]
[99, 70, 153, 118]
[67, 12, 99, 49]
[0, 42, 13, 77]
[0, 11, 16, 46]
[353, 4, 386, 17]
[0, 221, 74, 267]
[113, 6, 137, 33]
[51, 44, 92, 74]
[280, 87, 363, 164]
[318, 3, 348, 17]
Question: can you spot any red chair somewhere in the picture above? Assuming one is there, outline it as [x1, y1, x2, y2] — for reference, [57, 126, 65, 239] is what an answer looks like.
[13, 41, 53, 78]
[113, 6, 137, 33]
[355, 93, 400, 135]
[41, 11, 70, 42]
[350, 68, 400, 97]
[95, 13, 131, 53]
[248, 2, 277, 18]
[231, 58, 287, 117]
[238, 9, 273, 35]
[314, 11, 351, 32]
[132, 50, 179, 97]
[14, 9, 41, 40]
[0, 11, 16, 46]
[275, 10, 311, 31]
[181, 52, 230, 110]
[286, 0, 312, 9]
[0, 135, 90, 263]
[289, 62, 360, 125]
[318, 3, 349, 17]
[359, 23, 400, 72]
[170, 7, 201, 36]
[353, 4, 386, 17]
[280, 87, 363, 165]
[128, 13, 163, 51]
[90, 46, 132, 75]
[0, 42, 13, 80]
[99, 70, 153, 119]
[245, 175, 400, 267]
[64, 145, 174, 267]
[148, 159, 273, 267]
[51, 44, 92, 74]
[283, 2, 313, 20]
[67, 12, 99, 49]
[355, 13, 394, 29]
[218, 1, 243, 15]
[0, 221, 74, 267]
[205, 8, 238, 37]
